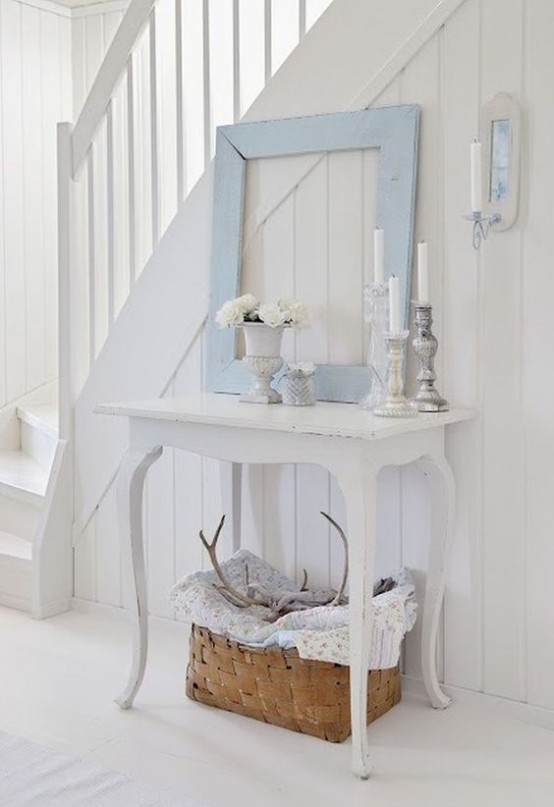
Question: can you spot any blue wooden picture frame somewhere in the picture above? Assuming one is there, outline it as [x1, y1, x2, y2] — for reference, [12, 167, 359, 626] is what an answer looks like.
[206, 104, 420, 402]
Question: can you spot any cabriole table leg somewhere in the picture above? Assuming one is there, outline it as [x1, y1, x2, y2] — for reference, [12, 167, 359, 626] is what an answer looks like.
[115, 445, 163, 710]
[417, 452, 456, 709]
[340, 460, 379, 779]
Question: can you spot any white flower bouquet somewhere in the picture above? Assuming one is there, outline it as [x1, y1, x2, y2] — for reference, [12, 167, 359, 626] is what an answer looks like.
[215, 294, 308, 329]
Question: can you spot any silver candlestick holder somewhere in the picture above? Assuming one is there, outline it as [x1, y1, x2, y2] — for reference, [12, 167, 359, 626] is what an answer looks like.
[373, 331, 417, 418]
[411, 304, 449, 412]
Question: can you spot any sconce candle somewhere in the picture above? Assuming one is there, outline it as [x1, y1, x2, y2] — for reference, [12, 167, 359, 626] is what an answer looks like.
[417, 241, 429, 303]
[470, 140, 482, 212]
[389, 275, 401, 333]
[374, 228, 384, 285]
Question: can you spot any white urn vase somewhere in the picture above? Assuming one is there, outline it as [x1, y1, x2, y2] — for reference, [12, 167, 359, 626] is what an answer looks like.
[240, 323, 285, 404]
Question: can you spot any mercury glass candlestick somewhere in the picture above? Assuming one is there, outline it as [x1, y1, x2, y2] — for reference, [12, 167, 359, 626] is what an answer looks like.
[360, 282, 388, 411]
[373, 331, 417, 418]
[411, 304, 449, 412]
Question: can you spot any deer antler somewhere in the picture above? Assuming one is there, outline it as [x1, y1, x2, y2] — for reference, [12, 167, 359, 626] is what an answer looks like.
[320, 511, 349, 606]
[199, 515, 262, 609]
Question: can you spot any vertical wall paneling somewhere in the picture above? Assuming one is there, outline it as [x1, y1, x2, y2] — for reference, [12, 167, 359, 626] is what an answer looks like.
[524, 0, 554, 710]
[480, 0, 526, 701]
[95, 483, 121, 607]
[74, 521, 96, 602]
[271, 0, 299, 76]
[134, 26, 154, 274]
[232, 0, 240, 122]
[22, 5, 45, 393]
[70, 17, 91, 398]
[260, 195, 296, 576]
[441, 0, 483, 692]
[127, 57, 137, 284]
[103, 10, 129, 321]
[42, 10, 63, 381]
[156, 0, 177, 234]
[182, 0, 205, 191]
[146, 398, 176, 619]
[398, 34, 444, 680]
[293, 160, 331, 587]
[175, 0, 185, 198]
[106, 101, 116, 326]
[201, 0, 211, 164]
[305, 0, 332, 31]
[86, 149, 96, 368]
[88, 15, 109, 360]
[263, 0, 271, 84]
[0, 0, 71, 406]
[148, 11, 159, 246]
[1, 0, 26, 402]
[0, 0, 5, 407]
[328, 151, 364, 365]
[238, 0, 265, 118]
[173, 334, 204, 609]
[208, 0, 233, 151]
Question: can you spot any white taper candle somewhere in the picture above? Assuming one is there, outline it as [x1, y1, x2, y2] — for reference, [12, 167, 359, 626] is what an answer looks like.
[374, 228, 384, 285]
[389, 275, 400, 333]
[470, 140, 482, 213]
[417, 241, 429, 303]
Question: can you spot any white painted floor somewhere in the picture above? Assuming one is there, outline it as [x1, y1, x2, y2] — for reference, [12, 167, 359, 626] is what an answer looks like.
[1, 605, 554, 807]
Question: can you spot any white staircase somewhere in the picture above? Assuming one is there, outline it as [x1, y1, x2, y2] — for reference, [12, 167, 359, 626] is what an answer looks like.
[0, 0, 458, 617]
[0, 392, 59, 613]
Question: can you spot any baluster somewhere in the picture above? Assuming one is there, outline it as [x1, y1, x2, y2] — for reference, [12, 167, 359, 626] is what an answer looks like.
[232, 0, 240, 122]
[87, 148, 96, 369]
[107, 101, 115, 327]
[202, 0, 212, 166]
[127, 56, 137, 285]
[299, 0, 306, 37]
[149, 9, 159, 247]
[175, 0, 185, 203]
[264, 0, 272, 83]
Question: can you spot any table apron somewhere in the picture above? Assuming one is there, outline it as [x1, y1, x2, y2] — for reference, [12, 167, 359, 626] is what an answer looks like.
[128, 417, 446, 475]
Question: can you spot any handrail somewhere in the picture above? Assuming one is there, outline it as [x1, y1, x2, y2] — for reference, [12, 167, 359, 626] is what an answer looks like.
[71, 0, 157, 177]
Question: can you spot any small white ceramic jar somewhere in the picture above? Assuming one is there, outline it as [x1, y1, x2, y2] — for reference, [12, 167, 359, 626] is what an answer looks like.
[282, 363, 316, 406]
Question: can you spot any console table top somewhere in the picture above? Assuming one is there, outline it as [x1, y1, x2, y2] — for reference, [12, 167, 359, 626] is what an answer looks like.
[97, 393, 474, 441]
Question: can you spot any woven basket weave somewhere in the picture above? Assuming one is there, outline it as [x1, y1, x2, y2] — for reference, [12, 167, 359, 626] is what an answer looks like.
[186, 624, 401, 742]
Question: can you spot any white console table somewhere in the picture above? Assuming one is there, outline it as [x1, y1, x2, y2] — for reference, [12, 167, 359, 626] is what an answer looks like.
[97, 394, 473, 779]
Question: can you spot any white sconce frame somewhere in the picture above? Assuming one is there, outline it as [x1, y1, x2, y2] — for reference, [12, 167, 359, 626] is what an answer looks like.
[481, 92, 521, 232]
[465, 93, 522, 250]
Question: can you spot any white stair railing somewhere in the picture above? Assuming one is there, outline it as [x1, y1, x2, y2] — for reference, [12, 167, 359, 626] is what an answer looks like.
[57, 0, 333, 447]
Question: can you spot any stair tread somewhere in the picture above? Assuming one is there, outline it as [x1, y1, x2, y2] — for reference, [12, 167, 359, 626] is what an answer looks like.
[16, 404, 58, 438]
[0, 451, 49, 501]
[0, 531, 32, 561]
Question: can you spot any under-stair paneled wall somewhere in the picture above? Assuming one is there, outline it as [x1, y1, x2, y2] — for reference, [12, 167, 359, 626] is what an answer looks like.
[73, 0, 554, 714]
[0, 0, 71, 406]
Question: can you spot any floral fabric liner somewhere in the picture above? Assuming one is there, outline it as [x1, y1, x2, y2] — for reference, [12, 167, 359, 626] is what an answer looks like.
[169, 550, 417, 669]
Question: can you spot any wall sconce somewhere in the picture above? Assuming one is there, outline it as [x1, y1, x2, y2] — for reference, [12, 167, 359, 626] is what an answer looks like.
[464, 93, 522, 250]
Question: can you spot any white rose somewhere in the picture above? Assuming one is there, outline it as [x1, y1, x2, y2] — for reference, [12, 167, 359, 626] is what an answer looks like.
[236, 293, 259, 314]
[279, 298, 309, 328]
[215, 299, 244, 327]
[258, 302, 286, 328]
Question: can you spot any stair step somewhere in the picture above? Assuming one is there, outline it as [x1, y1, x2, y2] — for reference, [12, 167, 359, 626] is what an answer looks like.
[16, 403, 58, 439]
[0, 451, 49, 505]
[0, 531, 32, 612]
[0, 531, 32, 562]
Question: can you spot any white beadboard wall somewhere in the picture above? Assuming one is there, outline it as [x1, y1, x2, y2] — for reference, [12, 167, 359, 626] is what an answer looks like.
[73, 0, 554, 713]
[0, 0, 71, 407]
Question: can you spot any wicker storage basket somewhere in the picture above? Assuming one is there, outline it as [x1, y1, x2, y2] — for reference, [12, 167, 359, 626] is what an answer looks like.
[186, 624, 401, 742]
